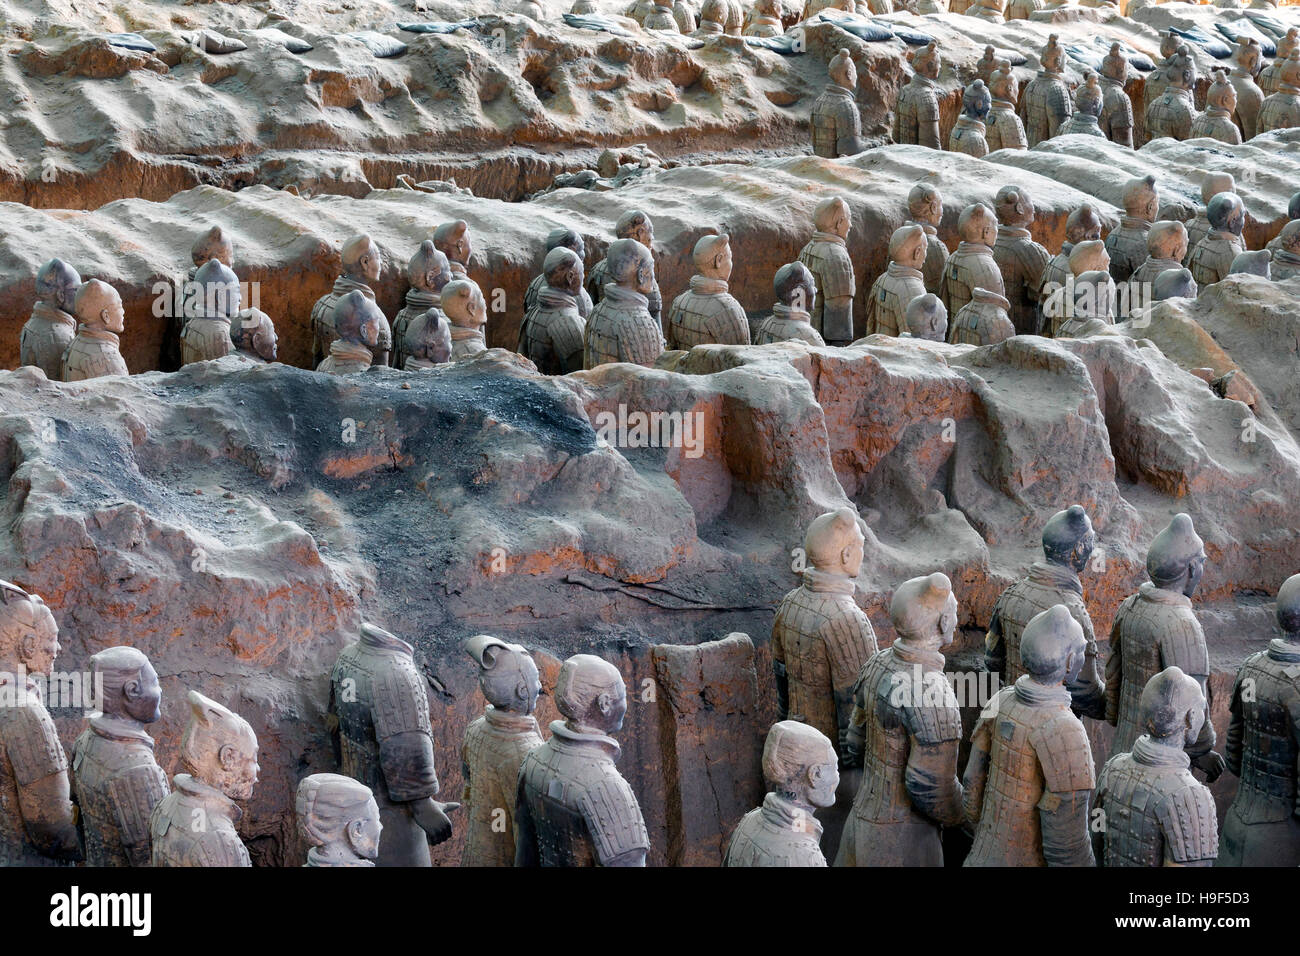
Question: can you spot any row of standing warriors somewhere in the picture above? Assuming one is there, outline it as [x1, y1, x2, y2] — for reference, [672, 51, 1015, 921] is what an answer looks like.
[2, 506, 1297, 867]
[813, 30, 1300, 166]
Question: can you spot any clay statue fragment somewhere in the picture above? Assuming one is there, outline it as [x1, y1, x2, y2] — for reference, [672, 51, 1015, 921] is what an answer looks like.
[903, 293, 947, 341]
[949, 286, 1013, 345]
[231, 310, 278, 363]
[296, 773, 382, 867]
[403, 308, 453, 370]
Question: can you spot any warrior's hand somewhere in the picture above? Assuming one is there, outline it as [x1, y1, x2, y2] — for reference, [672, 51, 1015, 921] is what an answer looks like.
[1192, 751, 1225, 783]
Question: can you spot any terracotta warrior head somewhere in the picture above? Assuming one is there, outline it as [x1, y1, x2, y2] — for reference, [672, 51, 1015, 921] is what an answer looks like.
[1208, 192, 1245, 237]
[334, 290, 384, 347]
[442, 278, 488, 330]
[1233, 37, 1262, 77]
[911, 42, 941, 81]
[1229, 249, 1271, 278]
[1101, 42, 1127, 83]
[978, 45, 996, 73]
[889, 224, 927, 270]
[463, 635, 541, 715]
[1065, 204, 1102, 244]
[1277, 573, 1300, 639]
[907, 182, 942, 227]
[700, 0, 727, 27]
[891, 571, 958, 649]
[905, 293, 947, 341]
[1278, 49, 1300, 89]
[1146, 513, 1206, 597]
[805, 506, 865, 578]
[1201, 172, 1235, 206]
[990, 60, 1017, 101]
[180, 690, 259, 801]
[1020, 604, 1086, 688]
[616, 209, 654, 250]
[36, 258, 82, 313]
[408, 240, 452, 294]
[829, 48, 857, 91]
[1281, 28, 1300, 61]
[774, 261, 816, 312]
[406, 309, 452, 365]
[957, 203, 996, 245]
[995, 185, 1035, 229]
[191, 225, 234, 269]
[1041, 504, 1095, 572]
[1123, 174, 1159, 221]
[962, 79, 992, 121]
[0, 580, 60, 677]
[1167, 46, 1195, 91]
[1152, 267, 1196, 301]
[91, 646, 162, 724]
[606, 238, 656, 294]
[1206, 70, 1237, 113]
[192, 259, 241, 319]
[296, 773, 382, 864]
[555, 654, 627, 735]
[762, 720, 839, 809]
[544, 246, 585, 296]
[1041, 34, 1064, 74]
[1147, 221, 1188, 261]
[342, 234, 382, 284]
[433, 220, 471, 272]
[74, 279, 125, 334]
[693, 233, 733, 280]
[1068, 239, 1110, 277]
[1278, 219, 1300, 255]
[231, 309, 278, 361]
[1138, 666, 1206, 748]
[1074, 73, 1103, 117]
[1158, 30, 1178, 61]
[814, 196, 851, 239]
[1072, 270, 1114, 319]
[545, 226, 587, 263]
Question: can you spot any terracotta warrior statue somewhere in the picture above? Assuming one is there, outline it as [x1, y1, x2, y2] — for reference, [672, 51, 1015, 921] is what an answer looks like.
[433, 219, 472, 279]
[673, 0, 697, 32]
[1258, 50, 1300, 134]
[811, 48, 866, 159]
[1127, 221, 1192, 318]
[905, 183, 948, 296]
[1058, 269, 1116, 338]
[296, 773, 381, 867]
[1106, 174, 1158, 283]
[903, 293, 948, 341]
[159, 225, 236, 371]
[1099, 43, 1134, 148]
[443, 278, 489, 361]
[149, 691, 258, 867]
[587, 210, 661, 328]
[1057, 73, 1105, 138]
[986, 506, 1105, 716]
[943, 202, 1005, 319]
[866, 224, 928, 336]
[1041, 203, 1101, 329]
[1229, 248, 1271, 278]
[949, 80, 992, 158]
[460, 635, 544, 867]
[1260, 28, 1299, 95]
[311, 234, 384, 367]
[1266, 191, 1300, 257]
[21, 258, 80, 379]
[316, 290, 384, 375]
[515, 654, 649, 866]
[975, 46, 998, 86]
[837, 572, 964, 866]
[519, 246, 586, 374]
[756, 262, 825, 346]
[948, 287, 1013, 346]
[1188, 192, 1246, 288]
[1144, 32, 1182, 105]
[963, 604, 1095, 866]
[692, 0, 726, 35]
[798, 196, 856, 346]
[993, 185, 1051, 336]
[987, 61, 1028, 152]
[230, 309, 278, 363]
[1020, 35, 1070, 147]
[1104, 514, 1224, 782]
[1228, 38, 1265, 139]
[64, 279, 129, 381]
[583, 238, 664, 368]
[1270, 220, 1300, 280]
[968, 0, 1005, 23]
[329, 622, 458, 867]
[895, 43, 942, 150]
[0, 581, 78, 865]
[772, 507, 877, 766]
[1219, 573, 1300, 866]
[1094, 667, 1219, 866]
[1006, 0, 1042, 19]
[523, 228, 593, 321]
[1184, 173, 1236, 265]
[392, 241, 452, 370]
[180, 260, 238, 365]
[1151, 266, 1197, 302]
[1192, 70, 1242, 144]
[667, 233, 751, 349]
[724, 721, 838, 867]
[71, 646, 168, 867]
[403, 307, 453, 370]
[644, 1, 681, 29]
[1145, 46, 1196, 142]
